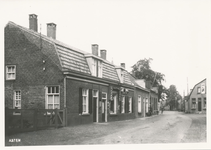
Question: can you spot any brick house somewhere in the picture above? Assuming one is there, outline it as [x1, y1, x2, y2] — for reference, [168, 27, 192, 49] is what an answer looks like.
[5, 14, 141, 126]
[188, 79, 206, 114]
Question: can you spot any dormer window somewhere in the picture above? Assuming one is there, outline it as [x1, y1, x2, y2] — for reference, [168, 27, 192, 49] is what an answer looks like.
[92, 58, 102, 78]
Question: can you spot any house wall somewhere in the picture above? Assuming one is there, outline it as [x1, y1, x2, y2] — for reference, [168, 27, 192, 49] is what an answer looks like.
[134, 88, 149, 118]
[150, 92, 158, 114]
[65, 78, 109, 126]
[189, 80, 206, 113]
[5, 25, 64, 110]
[107, 86, 135, 122]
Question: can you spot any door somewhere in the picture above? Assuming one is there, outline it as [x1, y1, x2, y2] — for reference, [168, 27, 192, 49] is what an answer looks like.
[101, 92, 107, 122]
[198, 101, 202, 111]
[93, 97, 97, 122]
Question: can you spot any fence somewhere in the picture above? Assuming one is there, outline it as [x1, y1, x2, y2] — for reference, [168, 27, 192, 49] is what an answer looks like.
[5, 108, 67, 135]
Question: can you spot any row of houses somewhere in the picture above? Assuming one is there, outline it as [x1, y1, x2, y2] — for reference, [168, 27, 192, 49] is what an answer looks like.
[5, 14, 159, 126]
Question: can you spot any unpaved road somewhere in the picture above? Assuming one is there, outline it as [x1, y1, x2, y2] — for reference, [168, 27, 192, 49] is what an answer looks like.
[5, 111, 206, 146]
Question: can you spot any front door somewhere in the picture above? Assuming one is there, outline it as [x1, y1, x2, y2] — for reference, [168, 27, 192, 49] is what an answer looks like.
[102, 100, 106, 122]
[198, 101, 202, 111]
[93, 97, 97, 122]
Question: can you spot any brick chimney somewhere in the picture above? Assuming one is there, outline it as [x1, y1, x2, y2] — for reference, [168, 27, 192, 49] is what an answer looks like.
[29, 14, 38, 32]
[100, 50, 107, 60]
[121, 63, 125, 69]
[92, 44, 98, 56]
[47, 23, 56, 39]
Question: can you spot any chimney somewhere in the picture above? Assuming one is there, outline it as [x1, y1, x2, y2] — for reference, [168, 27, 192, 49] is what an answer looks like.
[92, 44, 98, 56]
[29, 14, 38, 32]
[47, 23, 56, 39]
[100, 50, 107, 60]
[121, 63, 125, 69]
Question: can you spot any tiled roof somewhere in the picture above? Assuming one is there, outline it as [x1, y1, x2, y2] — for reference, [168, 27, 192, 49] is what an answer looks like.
[7, 21, 91, 75]
[102, 62, 119, 81]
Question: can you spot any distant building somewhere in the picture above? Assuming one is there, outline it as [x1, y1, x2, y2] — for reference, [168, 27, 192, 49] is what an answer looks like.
[188, 79, 206, 113]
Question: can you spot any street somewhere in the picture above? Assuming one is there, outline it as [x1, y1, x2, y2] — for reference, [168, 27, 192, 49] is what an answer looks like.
[5, 111, 206, 146]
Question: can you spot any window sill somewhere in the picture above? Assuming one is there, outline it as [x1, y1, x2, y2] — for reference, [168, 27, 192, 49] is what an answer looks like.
[81, 113, 90, 116]
[191, 108, 196, 110]
[110, 113, 117, 116]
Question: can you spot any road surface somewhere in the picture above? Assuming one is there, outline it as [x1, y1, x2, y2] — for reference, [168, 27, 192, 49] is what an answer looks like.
[5, 111, 206, 146]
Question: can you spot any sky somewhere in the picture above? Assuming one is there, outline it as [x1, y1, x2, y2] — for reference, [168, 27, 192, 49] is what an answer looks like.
[1, 0, 210, 96]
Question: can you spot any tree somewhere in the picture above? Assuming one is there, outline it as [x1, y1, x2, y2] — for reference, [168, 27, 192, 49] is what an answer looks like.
[132, 58, 166, 100]
[166, 85, 182, 110]
[132, 58, 165, 87]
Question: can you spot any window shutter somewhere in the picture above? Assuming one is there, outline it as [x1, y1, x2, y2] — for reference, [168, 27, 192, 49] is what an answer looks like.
[119, 97, 122, 113]
[89, 89, 92, 114]
[79, 88, 82, 114]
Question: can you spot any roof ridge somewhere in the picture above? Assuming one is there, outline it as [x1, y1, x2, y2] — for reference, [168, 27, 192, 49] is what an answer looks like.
[7, 21, 88, 55]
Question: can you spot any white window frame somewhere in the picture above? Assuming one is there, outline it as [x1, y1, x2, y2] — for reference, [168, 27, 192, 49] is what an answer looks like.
[6, 65, 16, 80]
[192, 98, 196, 109]
[82, 89, 89, 114]
[92, 59, 97, 76]
[102, 92, 107, 113]
[46, 86, 60, 109]
[110, 93, 117, 114]
[138, 95, 142, 113]
[98, 61, 103, 78]
[197, 87, 201, 94]
[121, 96, 125, 113]
[128, 97, 132, 113]
[14, 91, 21, 109]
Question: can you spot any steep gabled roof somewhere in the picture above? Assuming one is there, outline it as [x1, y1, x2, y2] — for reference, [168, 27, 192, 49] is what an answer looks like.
[189, 78, 206, 98]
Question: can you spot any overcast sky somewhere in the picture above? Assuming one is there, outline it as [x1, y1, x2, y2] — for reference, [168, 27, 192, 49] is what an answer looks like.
[1, 0, 210, 96]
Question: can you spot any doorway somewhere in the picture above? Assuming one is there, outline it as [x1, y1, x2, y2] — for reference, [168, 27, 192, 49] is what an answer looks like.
[101, 92, 107, 122]
[198, 101, 202, 111]
[93, 90, 99, 122]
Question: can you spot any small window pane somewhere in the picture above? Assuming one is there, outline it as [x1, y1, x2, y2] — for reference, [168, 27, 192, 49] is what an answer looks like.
[48, 104, 53, 109]
[48, 95, 53, 103]
[54, 95, 59, 103]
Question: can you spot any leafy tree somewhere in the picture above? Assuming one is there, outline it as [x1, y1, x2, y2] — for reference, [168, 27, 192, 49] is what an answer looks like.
[132, 58, 166, 99]
[132, 58, 165, 87]
[166, 85, 182, 110]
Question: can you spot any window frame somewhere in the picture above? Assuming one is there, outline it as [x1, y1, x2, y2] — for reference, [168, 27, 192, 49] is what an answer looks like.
[110, 92, 117, 114]
[138, 95, 142, 113]
[121, 95, 125, 113]
[102, 92, 107, 113]
[128, 96, 132, 113]
[82, 88, 89, 114]
[197, 87, 201, 94]
[192, 98, 196, 109]
[203, 98, 206, 108]
[6, 65, 16, 80]
[46, 86, 60, 109]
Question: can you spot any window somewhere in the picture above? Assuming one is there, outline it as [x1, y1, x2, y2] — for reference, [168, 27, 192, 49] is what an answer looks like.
[192, 98, 196, 109]
[92, 59, 103, 78]
[121, 96, 125, 113]
[204, 98, 206, 108]
[14, 91, 21, 109]
[197, 87, 201, 94]
[6, 65, 16, 80]
[110, 92, 117, 114]
[128, 97, 132, 113]
[92, 59, 97, 76]
[102, 92, 107, 113]
[138, 95, 142, 113]
[98, 61, 102, 78]
[46, 86, 60, 109]
[82, 89, 89, 114]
